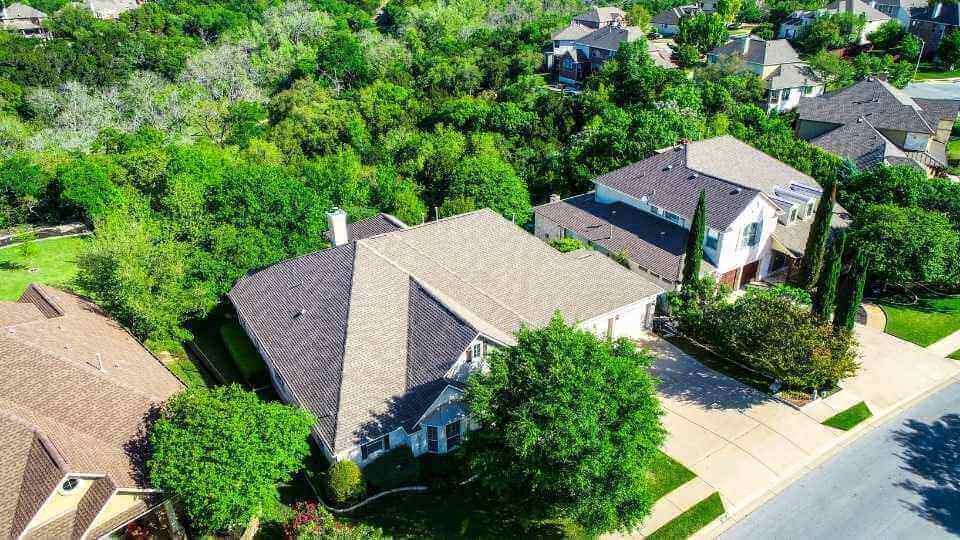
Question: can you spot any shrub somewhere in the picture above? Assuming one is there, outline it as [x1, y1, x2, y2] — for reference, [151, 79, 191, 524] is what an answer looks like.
[326, 460, 365, 506]
[363, 447, 420, 490]
[285, 502, 385, 540]
[418, 452, 464, 491]
[548, 237, 587, 253]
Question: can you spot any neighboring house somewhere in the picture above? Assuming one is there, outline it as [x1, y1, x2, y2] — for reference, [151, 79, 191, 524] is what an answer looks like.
[707, 36, 824, 112]
[0, 3, 47, 37]
[778, 0, 890, 45]
[874, 0, 927, 28]
[546, 8, 644, 85]
[649, 43, 680, 69]
[229, 209, 664, 467]
[0, 284, 185, 540]
[651, 4, 701, 36]
[85, 0, 141, 19]
[796, 76, 960, 173]
[534, 136, 849, 290]
[699, 0, 720, 13]
[909, 2, 960, 58]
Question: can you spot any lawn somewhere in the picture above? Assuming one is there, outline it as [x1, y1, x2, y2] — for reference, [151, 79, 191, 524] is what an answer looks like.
[185, 307, 245, 385]
[822, 401, 872, 431]
[949, 349, 960, 360]
[646, 492, 725, 540]
[0, 236, 87, 300]
[948, 140, 960, 163]
[220, 321, 266, 382]
[913, 66, 960, 80]
[878, 295, 960, 347]
[648, 450, 696, 501]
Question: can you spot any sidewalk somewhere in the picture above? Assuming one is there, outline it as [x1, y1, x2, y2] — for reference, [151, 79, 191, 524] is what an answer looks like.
[925, 326, 960, 357]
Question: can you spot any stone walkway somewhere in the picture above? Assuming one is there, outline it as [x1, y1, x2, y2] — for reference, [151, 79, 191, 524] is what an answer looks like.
[860, 302, 886, 331]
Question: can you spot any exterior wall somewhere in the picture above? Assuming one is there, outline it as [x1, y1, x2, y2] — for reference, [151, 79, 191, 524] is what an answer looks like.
[935, 118, 954, 142]
[88, 491, 152, 533]
[26, 475, 93, 531]
[796, 119, 840, 140]
[878, 128, 930, 151]
[767, 84, 823, 112]
[655, 22, 680, 35]
[910, 20, 949, 58]
[778, 21, 808, 39]
[579, 297, 658, 340]
[712, 194, 779, 277]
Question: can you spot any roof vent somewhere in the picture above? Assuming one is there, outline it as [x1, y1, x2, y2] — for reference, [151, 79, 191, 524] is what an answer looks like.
[664, 164, 673, 171]
[732, 187, 742, 194]
[688, 173, 698, 180]
[295, 308, 307, 318]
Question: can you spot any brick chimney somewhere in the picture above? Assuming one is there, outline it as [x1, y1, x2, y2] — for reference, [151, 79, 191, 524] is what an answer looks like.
[326, 208, 349, 247]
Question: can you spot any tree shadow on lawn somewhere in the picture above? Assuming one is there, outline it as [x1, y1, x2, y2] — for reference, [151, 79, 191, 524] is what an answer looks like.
[893, 413, 960, 535]
[0, 261, 25, 270]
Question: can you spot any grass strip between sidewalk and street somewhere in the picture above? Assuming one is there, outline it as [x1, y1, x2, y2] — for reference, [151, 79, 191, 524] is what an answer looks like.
[822, 401, 872, 431]
[648, 450, 696, 501]
[646, 492, 725, 540]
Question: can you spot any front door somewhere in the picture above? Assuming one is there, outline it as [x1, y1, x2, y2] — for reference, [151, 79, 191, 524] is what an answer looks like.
[740, 260, 760, 287]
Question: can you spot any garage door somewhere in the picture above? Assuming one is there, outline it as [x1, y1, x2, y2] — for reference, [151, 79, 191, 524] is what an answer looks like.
[740, 260, 760, 286]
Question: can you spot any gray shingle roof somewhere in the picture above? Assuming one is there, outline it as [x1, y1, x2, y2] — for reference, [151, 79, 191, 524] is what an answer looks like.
[552, 22, 593, 40]
[230, 210, 663, 452]
[710, 37, 801, 66]
[914, 98, 960, 127]
[577, 25, 644, 50]
[651, 5, 699, 25]
[808, 119, 906, 169]
[574, 6, 625, 23]
[764, 63, 823, 90]
[797, 78, 936, 134]
[1, 3, 46, 20]
[826, 0, 890, 21]
[324, 213, 405, 244]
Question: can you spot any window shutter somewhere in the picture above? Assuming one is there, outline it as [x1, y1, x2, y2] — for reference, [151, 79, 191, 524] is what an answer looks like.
[383, 434, 390, 450]
[466, 346, 473, 363]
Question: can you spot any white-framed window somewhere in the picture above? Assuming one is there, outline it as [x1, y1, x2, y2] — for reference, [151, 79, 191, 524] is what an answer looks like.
[705, 229, 719, 249]
[360, 434, 390, 460]
[427, 426, 439, 453]
[806, 200, 816, 217]
[769, 91, 779, 103]
[789, 206, 799, 222]
[563, 58, 573, 70]
[740, 222, 762, 248]
[472, 342, 483, 361]
[445, 420, 462, 450]
[802, 86, 814, 95]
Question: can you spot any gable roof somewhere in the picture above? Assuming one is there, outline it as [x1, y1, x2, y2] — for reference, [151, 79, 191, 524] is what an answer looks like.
[809, 118, 911, 169]
[0, 285, 183, 538]
[577, 25, 644, 50]
[574, 6, 625, 23]
[1, 3, 46, 20]
[765, 63, 823, 90]
[552, 22, 593, 40]
[797, 77, 937, 134]
[651, 5, 699, 25]
[826, 0, 890, 21]
[229, 210, 663, 452]
[710, 37, 802, 66]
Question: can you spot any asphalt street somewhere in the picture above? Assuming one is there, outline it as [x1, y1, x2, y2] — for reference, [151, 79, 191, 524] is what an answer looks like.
[720, 379, 960, 540]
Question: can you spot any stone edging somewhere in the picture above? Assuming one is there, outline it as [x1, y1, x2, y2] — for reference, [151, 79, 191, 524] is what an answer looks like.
[325, 486, 428, 514]
[0, 223, 89, 248]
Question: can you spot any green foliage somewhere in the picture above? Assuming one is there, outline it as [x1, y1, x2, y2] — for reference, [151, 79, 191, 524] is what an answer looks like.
[867, 20, 904, 50]
[798, 12, 866, 53]
[940, 29, 960, 70]
[364, 447, 421, 491]
[833, 246, 869, 332]
[682, 190, 707, 286]
[148, 385, 315, 534]
[677, 12, 730, 54]
[674, 44, 702, 68]
[219, 322, 265, 380]
[548, 236, 588, 253]
[811, 231, 845, 321]
[465, 314, 665, 535]
[797, 178, 836, 290]
[327, 460, 365, 506]
[646, 492, 724, 540]
[286, 502, 385, 540]
[822, 401, 872, 430]
[610, 248, 632, 268]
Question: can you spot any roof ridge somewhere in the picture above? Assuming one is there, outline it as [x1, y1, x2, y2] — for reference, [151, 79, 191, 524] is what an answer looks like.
[359, 208, 493, 242]
[680, 142, 762, 195]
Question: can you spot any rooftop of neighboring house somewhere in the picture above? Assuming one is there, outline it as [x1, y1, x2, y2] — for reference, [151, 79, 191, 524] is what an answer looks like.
[228, 209, 663, 454]
[649, 44, 679, 68]
[651, 4, 700, 25]
[710, 37, 802, 66]
[0, 284, 183, 540]
[1, 2, 46, 20]
[808, 118, 919, 169]
[577, 24, 645, 50]
[765, 63, 824, 90]
[574, 6, 626, 24]
[552, 21, 594, 40]
[784, 0, 890, 24]
[86, 0, 139, 19]
[797, 77, 960, 135]
[910, 0, 960, 25]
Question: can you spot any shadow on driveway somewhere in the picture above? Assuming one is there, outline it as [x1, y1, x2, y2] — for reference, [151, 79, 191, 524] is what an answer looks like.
[894, 413, 960, 535]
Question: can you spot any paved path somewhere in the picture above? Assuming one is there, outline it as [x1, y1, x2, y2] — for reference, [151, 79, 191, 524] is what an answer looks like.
[927, 327, 960, 357]
[719, 380, 960, 540]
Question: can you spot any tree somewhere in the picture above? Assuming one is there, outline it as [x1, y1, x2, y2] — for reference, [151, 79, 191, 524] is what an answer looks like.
[833, 246, 869, 332]
[148, 385, 315, 534]
[715, 0, 743, 22]
[464, 314, 665, 535]
[897, 33, 922, 61]
[548, 237, 588, 253]
[682, 190, 707, 287]
[867, 20, 904, 50]
[15, 232, 39, 269]
[939, 29, 960, 70]
[447, 153, 532, 225]
[797, 178, 836, 290]
[677, 13, 730, 54]
[811, 230, 845, 321]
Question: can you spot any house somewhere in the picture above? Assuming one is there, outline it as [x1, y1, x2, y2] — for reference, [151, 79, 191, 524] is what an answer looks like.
[546, 8, 645, 84]
[0, 3, 47, 37]
[699, 0, 720, 13]
[651, 4, 701, 36]
[534, 136, 849, 290]
[85, 0, 141, 19]
[909, 2, 960, 58]
[873, 0, 927, 28]
[778, 0, 890, 45]
[796, 76, 960, 173]
[228, 209, 664, 466]
[707, 36, 824, 112]
[0, 284, 185, 539]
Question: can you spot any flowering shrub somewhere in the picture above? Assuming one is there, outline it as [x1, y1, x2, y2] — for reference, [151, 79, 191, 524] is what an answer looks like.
[285, 502, 384, 540]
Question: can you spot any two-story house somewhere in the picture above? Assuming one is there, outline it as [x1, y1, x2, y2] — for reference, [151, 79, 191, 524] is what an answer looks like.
[873, 0, 927, 28]
[909, 2, 960, 58]
[651, 4, 701, 36]
[796, 76, 960, 174]
[534, 136, 849, 290]
[228, 209, 663, 467]
[708, 37, 824, 112]
[546, 7, 645, 85]
[778, 0, 890, 45]
[0, 3, 47, 38]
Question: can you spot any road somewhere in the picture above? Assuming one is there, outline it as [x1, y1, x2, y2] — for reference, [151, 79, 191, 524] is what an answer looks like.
[719, 379, 960, 540]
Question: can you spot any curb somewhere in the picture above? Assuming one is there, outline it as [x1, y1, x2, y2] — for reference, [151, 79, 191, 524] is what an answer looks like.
[693, 372, 960, 539]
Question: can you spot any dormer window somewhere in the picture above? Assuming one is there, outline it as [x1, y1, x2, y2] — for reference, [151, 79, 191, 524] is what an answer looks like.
[472, 342, 483, 361]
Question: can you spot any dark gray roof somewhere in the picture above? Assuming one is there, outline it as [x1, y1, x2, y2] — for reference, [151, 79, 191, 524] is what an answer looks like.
[591, 145, 760, 230]
[577, 25, 644, 50]
[229, 242, 356, 448]
[324, 213, 405, 244]
[796, 78, 935, 134]
[825, 0, 890, 21]
[914, 98, 960, 127]
[710, 37, 801, 66]
[574, 6, 625, 23]
[808, 119, 906, 169]
[651, 5, 699, 25]
[911, 1, 960, 25]
[534, 194, 699, 282]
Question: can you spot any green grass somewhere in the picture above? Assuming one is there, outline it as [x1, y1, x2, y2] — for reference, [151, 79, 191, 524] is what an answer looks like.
[186, 308, 245, 385]
[646, 492, 725, 540]
[166, 357, 216, 389]
[648, 450, 696, 501]
[822, 401, 873, 431]
[913, 68, 960, 81]
[220, 321, 266, 381]
[878, 296, 960, 347]
[0, 236, 87, 300]
[948, 349, 960, 360]
[949, 140, 960, 162]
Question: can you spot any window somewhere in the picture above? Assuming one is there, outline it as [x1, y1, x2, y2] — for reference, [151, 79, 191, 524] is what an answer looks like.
[60, 479, 79, 493]
[563, 58, 573, 70]
[360, 434, 390, 460]
[472, 342, 483, 361]
[741, 222, 761, 248]
[769, 91, 779, 103]
[802, 86, 814, 95]
[789, 206, 799, 222]
[663, 211, 683, 225]
[806, 200, 816, 217]
[705, 229, 719, 249]
[445, 420, 461, 450]
[427, 426, 439, 453]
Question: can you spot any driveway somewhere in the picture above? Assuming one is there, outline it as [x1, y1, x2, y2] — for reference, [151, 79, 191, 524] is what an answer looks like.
[719, 380, 960, 540]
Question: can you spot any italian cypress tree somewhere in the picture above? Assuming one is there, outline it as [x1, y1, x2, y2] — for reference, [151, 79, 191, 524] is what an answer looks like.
[811, 230, 846, 321]
[797, 179, 837, 290]
[682, 190, 707, 287]
[833, 247, 869, 333]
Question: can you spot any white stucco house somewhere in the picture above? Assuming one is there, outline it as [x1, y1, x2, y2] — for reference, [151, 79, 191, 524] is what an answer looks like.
[228, 209, 663, 466]
[534, 136, 849, 290]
